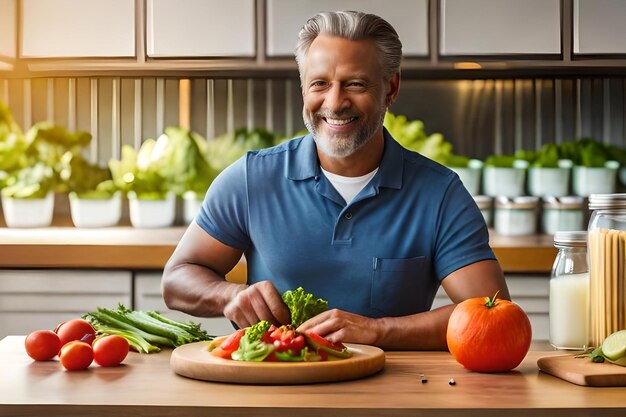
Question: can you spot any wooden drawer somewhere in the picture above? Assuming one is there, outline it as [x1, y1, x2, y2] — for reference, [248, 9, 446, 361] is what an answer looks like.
[0, 270, 131, 337]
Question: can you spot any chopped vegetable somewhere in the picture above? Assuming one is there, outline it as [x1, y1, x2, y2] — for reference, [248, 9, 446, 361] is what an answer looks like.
[83, 304, 213, 353]
[281, 287, 328, 328]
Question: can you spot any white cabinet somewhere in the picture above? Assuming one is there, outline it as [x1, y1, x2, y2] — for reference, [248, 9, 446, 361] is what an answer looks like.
[0, 270, 131, 338]
[20, 0, 135, 58]
[134, 272, 234, 336]
[0, 0, 16, 58]
[146, 0, 255, 58]
[574, 0, 626, 54]
[266, 0, 429, 57]
[440, 0, 561, 55]
[433, 275, 549, 341]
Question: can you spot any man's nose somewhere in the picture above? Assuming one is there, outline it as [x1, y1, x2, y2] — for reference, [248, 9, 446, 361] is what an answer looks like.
[325, 84, 350, 112]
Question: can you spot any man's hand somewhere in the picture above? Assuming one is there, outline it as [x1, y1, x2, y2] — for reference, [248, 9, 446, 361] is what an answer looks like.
[297, 309, 381, 345]
[223, 280, 291, 328]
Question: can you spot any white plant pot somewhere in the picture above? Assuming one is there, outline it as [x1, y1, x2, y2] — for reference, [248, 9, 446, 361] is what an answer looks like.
[1, 191, 54, 228]
[572, 161, 619, 197]
[69, 192, 122, 228]
[528, 161, 572, 197]
[450, 159, 483, 195]
[128, 191, 176, 228]
[182, 191, 204, 224]
[482, 161, 528, 198]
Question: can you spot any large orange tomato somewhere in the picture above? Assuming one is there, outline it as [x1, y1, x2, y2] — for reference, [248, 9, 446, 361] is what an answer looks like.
[446, 293, 532, 372]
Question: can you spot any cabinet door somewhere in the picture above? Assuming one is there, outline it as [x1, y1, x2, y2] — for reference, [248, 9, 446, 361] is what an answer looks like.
[0, 0, 16, 58]
[432, 275, 549, 341]
[21, 0, 135, 58]
[134, 272, 234, 336]
[146, 0, 255, 58]
[266, 0, 428, 57]
[0, 270, 132, 338]
[440, 0, 561, 55]
[574, 0, 626, 54]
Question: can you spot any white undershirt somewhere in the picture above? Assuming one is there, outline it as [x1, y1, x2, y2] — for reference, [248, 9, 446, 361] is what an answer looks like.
[320, 167, 379, 204]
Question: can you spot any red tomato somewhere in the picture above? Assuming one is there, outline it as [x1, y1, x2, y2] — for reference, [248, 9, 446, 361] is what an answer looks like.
[304, 332, 347, 352]
[59, 341, 94, 371]
[92, 335, 129, 367]
[304, 332, 351, 359]
[447, 294, 532, 373]
[210, 329, 245, 359]
[24, 330, 62, 361]
[55, 319, 96, 346]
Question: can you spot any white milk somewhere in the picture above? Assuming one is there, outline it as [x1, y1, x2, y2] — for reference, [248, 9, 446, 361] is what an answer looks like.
[549, 272, 590, 350]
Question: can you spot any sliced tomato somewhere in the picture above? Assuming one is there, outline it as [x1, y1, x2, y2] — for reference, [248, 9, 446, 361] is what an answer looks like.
[210, 329, 245, 359]
[304, 332, 351, 359]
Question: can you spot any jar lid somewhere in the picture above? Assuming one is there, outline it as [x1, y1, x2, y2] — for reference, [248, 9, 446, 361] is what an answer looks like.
[589, 193, 626, 210]
[495, 196, 539, 209]
[553, 230, 588, 247]
[543, 196, 585, 209]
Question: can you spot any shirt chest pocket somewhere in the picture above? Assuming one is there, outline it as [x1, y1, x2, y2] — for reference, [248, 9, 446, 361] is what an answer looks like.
[371, 256, 428, 317]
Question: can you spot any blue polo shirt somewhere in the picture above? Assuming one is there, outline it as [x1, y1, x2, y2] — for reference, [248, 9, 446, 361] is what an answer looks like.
[197, 129, 495, 318]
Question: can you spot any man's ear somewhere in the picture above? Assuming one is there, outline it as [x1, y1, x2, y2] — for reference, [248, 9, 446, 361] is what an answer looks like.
[385, 72, 400, 107]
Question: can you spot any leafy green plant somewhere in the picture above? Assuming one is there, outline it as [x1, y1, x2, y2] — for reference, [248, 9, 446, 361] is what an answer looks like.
[205, 128, 277, 172]
[0, 101, 27, 180]
[1, 118, 97, 199]
[484, 155, 518, 168]
[383, 112, 472, 167]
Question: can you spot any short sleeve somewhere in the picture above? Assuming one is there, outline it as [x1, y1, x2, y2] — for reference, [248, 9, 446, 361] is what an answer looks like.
[195, 156, 251, 250]
[433, 175, 496, 280]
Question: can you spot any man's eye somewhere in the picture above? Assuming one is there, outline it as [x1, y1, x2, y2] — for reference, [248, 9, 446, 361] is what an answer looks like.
[310, 81, 326, 88]
[347, 82, 365, 88]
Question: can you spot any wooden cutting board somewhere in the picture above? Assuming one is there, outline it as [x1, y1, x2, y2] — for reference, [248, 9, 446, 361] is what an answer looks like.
[170, 342, 385, 385]
[537, 354, 626, 386]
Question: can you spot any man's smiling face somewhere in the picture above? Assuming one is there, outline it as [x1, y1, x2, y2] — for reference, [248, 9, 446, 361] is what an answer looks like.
[301, 34, 390, 158]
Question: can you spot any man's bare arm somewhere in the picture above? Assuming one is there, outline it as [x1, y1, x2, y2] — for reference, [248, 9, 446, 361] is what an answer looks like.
[161, 222, 290, 327]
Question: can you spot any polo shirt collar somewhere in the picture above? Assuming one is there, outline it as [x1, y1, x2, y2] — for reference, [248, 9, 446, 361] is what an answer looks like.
[287, 128, 404, 190]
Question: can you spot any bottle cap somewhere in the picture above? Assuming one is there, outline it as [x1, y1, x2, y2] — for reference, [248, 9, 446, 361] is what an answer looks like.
[589, 193, 626, 210]
[554, 230, 587, 247]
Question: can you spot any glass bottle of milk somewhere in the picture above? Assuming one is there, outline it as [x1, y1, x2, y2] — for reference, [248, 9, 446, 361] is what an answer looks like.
[549, 231, 589, 350]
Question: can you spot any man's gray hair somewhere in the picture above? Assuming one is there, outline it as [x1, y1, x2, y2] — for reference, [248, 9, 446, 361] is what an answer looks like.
[295, 10, 402, 82]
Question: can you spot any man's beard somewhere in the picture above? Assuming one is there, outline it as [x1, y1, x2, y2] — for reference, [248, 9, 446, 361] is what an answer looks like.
[303, 104, 386, 158]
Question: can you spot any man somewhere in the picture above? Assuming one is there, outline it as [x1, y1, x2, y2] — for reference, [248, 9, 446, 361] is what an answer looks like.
[162, 10, 509, 350]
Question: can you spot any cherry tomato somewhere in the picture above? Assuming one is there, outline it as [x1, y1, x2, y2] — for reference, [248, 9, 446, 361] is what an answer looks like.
[55, 319, 96, 346]
[59, 341, 94, 371]
[24, 330, 62, 361]
[210, 329, 245, 359]
[92, 335, 129, 367]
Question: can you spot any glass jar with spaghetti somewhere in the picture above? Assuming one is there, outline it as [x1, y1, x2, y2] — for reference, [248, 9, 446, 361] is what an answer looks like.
[587, 194, 626, 348]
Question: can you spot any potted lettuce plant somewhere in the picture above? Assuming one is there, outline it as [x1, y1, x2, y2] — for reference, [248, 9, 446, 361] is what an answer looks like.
[1, 116, 92, 228]
[520, 144, 572, 197]
[110, 140, 175, 228]
[561, 139, 618, 197]
[63, 152, 121, 228]
[482, 155, 529, 197]
[150, 127, 220, 224]
[1, 163, 55, 227]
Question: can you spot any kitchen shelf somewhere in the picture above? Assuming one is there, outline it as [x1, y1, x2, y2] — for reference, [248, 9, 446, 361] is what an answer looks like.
[0, 223, 557, 274]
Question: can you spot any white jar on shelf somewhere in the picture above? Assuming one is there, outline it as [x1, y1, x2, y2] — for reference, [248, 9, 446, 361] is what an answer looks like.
[494, 196, 539, 236]
[541, 196, 585, 235]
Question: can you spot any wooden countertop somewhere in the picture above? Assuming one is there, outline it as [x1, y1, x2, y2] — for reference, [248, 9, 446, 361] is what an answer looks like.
[1, 336, 624, 417]
[0, 225, 557, 273]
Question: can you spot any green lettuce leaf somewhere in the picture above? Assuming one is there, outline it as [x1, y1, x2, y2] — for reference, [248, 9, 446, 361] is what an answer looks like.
[282, 287, 328, 328]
